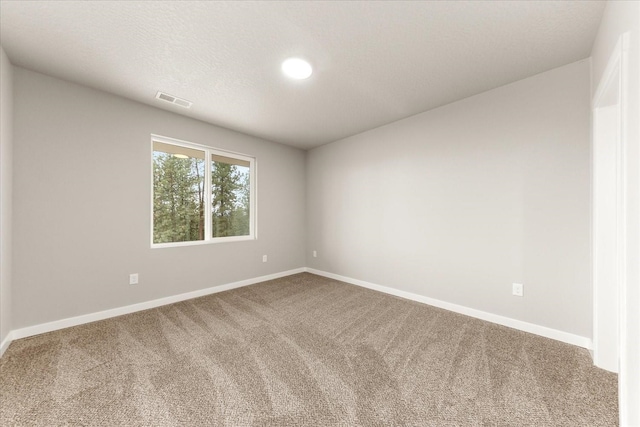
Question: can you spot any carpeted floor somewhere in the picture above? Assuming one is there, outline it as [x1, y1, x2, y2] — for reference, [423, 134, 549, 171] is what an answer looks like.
[0, 273, 617, 426]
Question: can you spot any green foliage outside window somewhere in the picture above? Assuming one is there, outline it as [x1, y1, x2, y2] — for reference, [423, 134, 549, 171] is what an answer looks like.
[153, 146, 251, 244]
[211, 161, 250, 238]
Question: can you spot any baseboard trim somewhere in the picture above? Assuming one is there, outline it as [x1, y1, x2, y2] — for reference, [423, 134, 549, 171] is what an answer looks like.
[3, 267, 593, 355]
[9, 268, 306, 343]
[306, 268, 592, 350]
[0, 331, 13, 357]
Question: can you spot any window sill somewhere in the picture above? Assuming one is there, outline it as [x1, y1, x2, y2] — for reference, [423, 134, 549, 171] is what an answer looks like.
[151, 235, 255, 249]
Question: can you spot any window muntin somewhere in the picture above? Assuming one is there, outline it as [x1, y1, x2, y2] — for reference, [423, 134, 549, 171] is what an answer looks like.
[151, 136, 255, 247]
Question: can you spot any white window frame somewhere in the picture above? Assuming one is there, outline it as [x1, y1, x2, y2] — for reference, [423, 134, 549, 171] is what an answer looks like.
[150, 134, 257, 248]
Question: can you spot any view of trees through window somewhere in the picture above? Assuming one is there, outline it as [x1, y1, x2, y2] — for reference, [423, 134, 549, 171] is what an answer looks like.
[211, 158, 250, 238]
[152, 140, 251, 245]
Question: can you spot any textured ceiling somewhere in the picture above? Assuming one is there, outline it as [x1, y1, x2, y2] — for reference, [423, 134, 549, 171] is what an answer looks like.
[0, 1, 605, 149]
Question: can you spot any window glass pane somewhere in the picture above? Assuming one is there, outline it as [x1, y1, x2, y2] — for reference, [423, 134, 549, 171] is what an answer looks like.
[211, 154, 251, 238]
[153, 141, 206, 243]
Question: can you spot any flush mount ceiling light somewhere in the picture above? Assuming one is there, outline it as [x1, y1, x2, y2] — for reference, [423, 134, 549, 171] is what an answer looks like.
[173, 154, 189, 159]
[281, 58, 312, 80]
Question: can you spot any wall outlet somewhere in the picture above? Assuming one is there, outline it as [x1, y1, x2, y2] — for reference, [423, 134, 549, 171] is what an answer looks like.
[313, 250, 317, 258]
[512, 283, 523, 297]
[129, 273, 139, 285]
[262, 255, 268, 263]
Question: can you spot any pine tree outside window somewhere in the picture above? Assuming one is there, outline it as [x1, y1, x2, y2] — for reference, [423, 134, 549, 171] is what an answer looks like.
[151, 135, 255, 247]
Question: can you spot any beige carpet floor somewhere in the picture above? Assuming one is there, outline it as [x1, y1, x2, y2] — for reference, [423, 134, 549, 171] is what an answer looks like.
[1, 273, 617, 426]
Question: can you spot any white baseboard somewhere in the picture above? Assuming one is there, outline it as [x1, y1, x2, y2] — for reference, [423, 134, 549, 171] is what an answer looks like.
[8, 268, 306, 344]
[2, 267, 593, 357]
[306, 268, 593, 350]
[0, 331, 13, 357]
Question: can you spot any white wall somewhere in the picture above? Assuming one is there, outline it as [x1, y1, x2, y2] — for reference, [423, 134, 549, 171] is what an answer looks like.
[590, 2, 640, 425]
[12, 68, 306, 330]
[0, 47, 13, 351]
[307, 60, 592, 338]
[591, 1, 640, 97]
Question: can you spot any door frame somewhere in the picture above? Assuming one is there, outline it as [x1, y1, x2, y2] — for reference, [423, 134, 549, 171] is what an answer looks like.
[591, 31, 631, 423]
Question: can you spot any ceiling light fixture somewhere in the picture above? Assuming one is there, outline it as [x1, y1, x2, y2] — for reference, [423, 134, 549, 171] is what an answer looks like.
[282, 58, 312, 80]
[173, 154, 189, 159]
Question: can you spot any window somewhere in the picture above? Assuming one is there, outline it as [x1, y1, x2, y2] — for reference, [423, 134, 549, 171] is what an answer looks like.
[151, 135, 255, 247]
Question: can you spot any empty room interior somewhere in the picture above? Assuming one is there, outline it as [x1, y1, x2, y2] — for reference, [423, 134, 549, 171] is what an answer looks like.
[0, 1, 639, 426]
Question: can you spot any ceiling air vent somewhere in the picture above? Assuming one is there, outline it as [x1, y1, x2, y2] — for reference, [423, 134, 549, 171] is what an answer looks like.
[155, 91, 192, 109]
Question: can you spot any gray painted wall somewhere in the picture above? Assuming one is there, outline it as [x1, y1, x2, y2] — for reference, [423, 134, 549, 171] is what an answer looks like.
[12, 68, 306, 329]
[0, 47, 13, 345]
[306, 60, 592, 338]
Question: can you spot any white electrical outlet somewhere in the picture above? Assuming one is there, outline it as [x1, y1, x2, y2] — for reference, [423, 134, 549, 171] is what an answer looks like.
[129, 273, 139, 285]
[512, 283, 523, 297]
[262, 255, 268, 262]
[313, 250, 317, 258]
